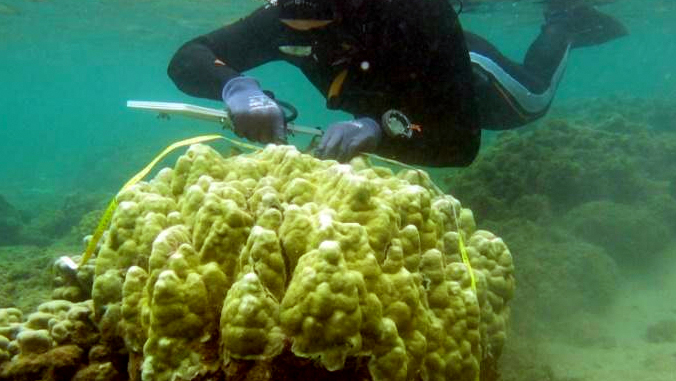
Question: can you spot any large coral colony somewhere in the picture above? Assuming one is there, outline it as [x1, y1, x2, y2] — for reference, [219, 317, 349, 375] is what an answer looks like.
[0, 144, 515, 381]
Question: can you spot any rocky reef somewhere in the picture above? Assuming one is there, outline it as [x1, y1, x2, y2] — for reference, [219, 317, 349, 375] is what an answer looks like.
[446, 97, 676, 270]
[0, 191, 107, 248]
[443, 96, 676, 380]
[0, 246, 56, 312]
[0, 144, 515, 381]
[0, 196, 24, 246]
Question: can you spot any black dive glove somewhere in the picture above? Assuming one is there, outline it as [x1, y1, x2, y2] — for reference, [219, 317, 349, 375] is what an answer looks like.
[221, 76, 286, 143]
[315, 117, 382, 162]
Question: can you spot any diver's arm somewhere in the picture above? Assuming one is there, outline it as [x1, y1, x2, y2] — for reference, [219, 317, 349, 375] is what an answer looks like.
[376, 122, 481, 167]
[376, 0, 481, 167]
[167, 6, 283, 100]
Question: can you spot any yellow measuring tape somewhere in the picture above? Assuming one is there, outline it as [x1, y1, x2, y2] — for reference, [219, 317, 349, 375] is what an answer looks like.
[365, 152, 479, 380]
[79, 134, 235, 267]
[81, 144, 477, 291]
[364, 153, 476, 291]
[452, 205, 477, 292]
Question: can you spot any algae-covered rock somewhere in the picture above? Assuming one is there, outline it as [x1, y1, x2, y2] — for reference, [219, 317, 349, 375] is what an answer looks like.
[85, 144, 514, 381]
[645, 319, 676, 343]
[13, 192, 108, 247]
[446, 117, 676, 222]
[0, 195, 23, 246]
[446, 110, 676, 274]
[0, 344, 85, 380]
[0, 246, 57, 312]
[0, 300, 106, 380]
[562, 200, 672, 265]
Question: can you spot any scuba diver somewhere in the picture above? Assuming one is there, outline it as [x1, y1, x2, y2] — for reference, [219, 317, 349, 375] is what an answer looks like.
[167, 0, 627, 167]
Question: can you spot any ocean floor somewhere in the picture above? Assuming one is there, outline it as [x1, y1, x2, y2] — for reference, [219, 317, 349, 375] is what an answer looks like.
[501, 244, 676, 381]
[0, 242, 80, 312]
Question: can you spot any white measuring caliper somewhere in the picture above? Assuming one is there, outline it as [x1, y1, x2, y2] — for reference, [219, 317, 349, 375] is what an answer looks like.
[127, 101, 419, 141]
[126, 100, 324, 137]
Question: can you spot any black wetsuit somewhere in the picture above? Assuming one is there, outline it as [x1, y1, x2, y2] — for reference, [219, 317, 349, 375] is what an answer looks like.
[168, 0, 570, 166]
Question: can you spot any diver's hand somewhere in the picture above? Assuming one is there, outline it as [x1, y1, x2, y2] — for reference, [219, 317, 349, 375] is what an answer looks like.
[221, 76, 285, 143]
[315, 117, 382, 162]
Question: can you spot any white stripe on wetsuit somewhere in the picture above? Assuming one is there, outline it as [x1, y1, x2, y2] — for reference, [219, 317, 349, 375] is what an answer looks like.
[469, 45, 570, 115]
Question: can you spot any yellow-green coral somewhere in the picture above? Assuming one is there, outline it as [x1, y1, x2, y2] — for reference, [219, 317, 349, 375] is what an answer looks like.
[281, 240, 365, 370]
[90, 144, 515, 381]
[0, 299, 99, 368]
[221, 271, 284, 360]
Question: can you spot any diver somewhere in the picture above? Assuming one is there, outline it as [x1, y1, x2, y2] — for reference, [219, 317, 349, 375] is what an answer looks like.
[167, 0, 627, 167]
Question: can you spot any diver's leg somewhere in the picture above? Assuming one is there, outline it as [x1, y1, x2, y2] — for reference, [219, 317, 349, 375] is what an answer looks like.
[522, 24, 572, 85]
[466, 32, 557, 130]
[468, 1, 627, 131]
[525, 0, 628, 80]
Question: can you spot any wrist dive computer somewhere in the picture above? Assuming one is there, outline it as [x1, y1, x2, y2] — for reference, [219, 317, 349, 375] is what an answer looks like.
[381, 109, 417, 139]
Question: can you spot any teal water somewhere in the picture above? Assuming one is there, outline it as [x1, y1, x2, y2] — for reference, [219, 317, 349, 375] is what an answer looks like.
[1, 1, 676, 379]
[0, 0, 671, 193]
[0, 0, 347, 202]
[1, 0, 674, 203]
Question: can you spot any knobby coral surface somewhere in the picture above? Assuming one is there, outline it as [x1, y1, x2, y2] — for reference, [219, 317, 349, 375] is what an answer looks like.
[2, 144, 515, 381]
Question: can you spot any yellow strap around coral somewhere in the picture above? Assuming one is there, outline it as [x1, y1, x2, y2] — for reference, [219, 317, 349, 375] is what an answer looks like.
[457, 225, 477, 292]
[452, 206, 479, 381]
[449, 195, 479, 381]
[363, 153, 445, 195]
[367, 151, 479, 380]
[78, 134, 227, 267]
[79, 198, 119, 267]
[121, 135, 224, 191]
[364, 152, 476, 291]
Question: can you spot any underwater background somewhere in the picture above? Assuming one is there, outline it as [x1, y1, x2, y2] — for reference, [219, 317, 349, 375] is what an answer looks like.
[0, 0, 675, 380]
